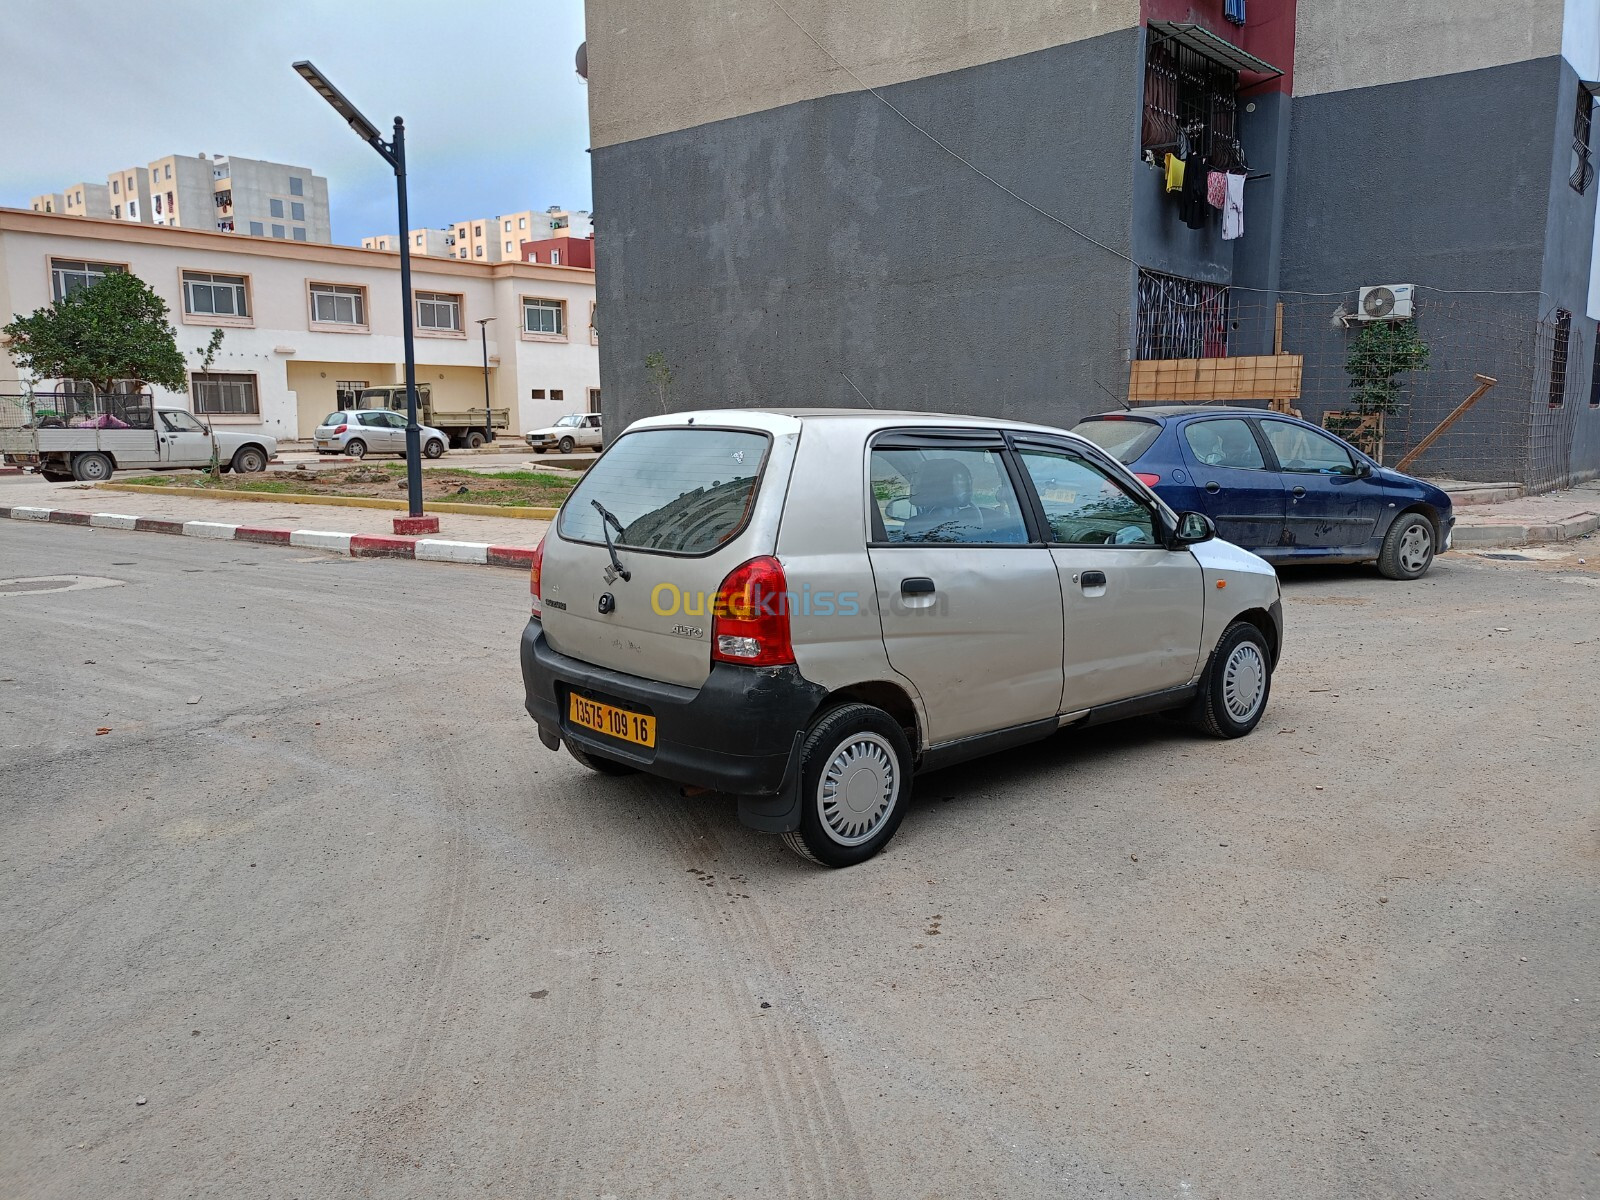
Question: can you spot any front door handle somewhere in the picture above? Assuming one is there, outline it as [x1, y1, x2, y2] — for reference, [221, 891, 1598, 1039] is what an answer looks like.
[900, 577, 935, 595]
[1080, 570, 1107, 589]
[1292, 485, 1307, 497]
[1204, 481, 1220, 493]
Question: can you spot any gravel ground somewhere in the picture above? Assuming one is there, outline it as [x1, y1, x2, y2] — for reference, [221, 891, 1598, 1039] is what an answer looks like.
[1, 523, 1595, 1199]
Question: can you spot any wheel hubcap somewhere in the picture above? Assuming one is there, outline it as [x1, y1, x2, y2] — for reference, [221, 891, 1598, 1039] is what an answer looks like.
[818, 732, 898, 846]
[1222, 642, 1267, 722]
[1399, 524, 1432, 573]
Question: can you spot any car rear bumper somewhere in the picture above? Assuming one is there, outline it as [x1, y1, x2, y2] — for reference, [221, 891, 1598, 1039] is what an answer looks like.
[520, 620, 827, 816]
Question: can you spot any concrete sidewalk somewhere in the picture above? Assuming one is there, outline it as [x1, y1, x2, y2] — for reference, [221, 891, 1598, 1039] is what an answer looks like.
[1448, 480, 1600, 548]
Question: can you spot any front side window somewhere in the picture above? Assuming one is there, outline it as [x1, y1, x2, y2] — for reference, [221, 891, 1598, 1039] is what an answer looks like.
[1017, 448, 1157, 546]
[191, 372, 259, 416]
[1260, 420, 1357, 475]
[560, 428, 770, 555]
[415, 291, 461, 332]
[1183, 418, 1265, 469]
[182, 270, 249, 319]
[161, 409, 208, 433]
[310, 283, 366, 326]
[51, 259, 124, 301]
[523, 298, 565, 335]
[870, 446, 1028, 545]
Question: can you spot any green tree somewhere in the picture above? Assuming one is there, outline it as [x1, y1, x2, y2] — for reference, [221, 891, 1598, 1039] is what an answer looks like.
[2, 271, 187, 400]
[1345, 319, 1430, 415]
[645, 350, 674, 413]
[195, 329, 226, 479]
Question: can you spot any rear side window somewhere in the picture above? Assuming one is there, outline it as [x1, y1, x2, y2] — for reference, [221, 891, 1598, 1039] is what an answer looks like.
[870, 447, 1027, 544]
[1073, 418, 1161, 463]
[560, 428, 770, 554]
[1184, 418, 1266, 469]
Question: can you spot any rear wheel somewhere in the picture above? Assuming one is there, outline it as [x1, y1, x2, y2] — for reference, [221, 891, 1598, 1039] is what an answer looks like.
[231, 445, 268, 474]
[344, 439, 367, 459]
[1378, 512, 1435, 580]
[558, 436, 575, 454]
[465, 431, 487, 449]
[566, 741, 638, 776]
[1189, 621, 1273, 738]
[781, 703, 912, 868]
[72, 452, 113, 482]
[424, 438, 445, 459]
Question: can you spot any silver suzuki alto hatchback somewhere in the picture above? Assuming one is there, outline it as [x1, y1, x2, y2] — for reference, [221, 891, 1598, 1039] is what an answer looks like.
[521, 409, 1284, 867]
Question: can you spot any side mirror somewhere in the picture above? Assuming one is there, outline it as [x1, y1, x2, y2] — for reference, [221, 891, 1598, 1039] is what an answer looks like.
[1355, 461, 1374, 478]
[1170, 510, 1216, 547]
[884, 497, 913, 522]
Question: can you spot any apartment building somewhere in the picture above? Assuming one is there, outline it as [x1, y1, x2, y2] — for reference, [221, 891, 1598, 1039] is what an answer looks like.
[34, 154, 331, 242]
[585, 0, 1600, 487]
[0, 209, 600, 439]
[362, 228, 457, 256]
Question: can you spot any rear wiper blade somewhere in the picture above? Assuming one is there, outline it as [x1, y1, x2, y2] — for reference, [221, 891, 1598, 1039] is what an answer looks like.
[591, 499, 631, 582]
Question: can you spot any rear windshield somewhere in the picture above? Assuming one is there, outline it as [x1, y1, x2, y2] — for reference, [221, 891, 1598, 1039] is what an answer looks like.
[1073, 418, 1162, 464]
[320, 412, 344, 427]
[560, 427, 770, 555]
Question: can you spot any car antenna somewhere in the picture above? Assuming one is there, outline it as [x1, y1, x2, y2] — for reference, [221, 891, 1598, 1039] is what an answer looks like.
[840, 371, 877, 409]
[1094, 380, 1132, 411]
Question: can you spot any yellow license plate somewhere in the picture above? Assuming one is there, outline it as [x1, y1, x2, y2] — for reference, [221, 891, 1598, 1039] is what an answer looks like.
[568, 694, 656, 747]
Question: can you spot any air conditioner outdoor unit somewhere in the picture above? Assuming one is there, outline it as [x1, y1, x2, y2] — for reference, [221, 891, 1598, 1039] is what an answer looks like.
[1356, 283, 1415, 321]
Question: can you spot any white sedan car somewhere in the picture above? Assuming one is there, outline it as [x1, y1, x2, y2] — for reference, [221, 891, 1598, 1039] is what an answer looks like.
[525, 413, 601, 453]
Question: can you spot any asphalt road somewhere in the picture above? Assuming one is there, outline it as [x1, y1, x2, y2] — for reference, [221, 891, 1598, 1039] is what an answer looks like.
[1, 523, 1596, 1200]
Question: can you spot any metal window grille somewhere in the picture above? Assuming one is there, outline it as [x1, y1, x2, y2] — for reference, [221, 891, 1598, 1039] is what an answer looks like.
[192, 372, 259, 416]
[1591, 329, 1600, 407]
[1547, 309, 1571, 407]
[1141, 39, 1239, 159]
[1572, 85, 1596, 194]
[1135, 269, 1230, 360]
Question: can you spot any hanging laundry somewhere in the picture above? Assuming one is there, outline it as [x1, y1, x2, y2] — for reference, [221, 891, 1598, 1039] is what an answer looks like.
[1207, 171, 1227, 209]
[1222, 172, 1246, 240]
[1165, 153, 1185, 194]
[1179, 150, 1211, 230]
[1225, 0, 1246, 25]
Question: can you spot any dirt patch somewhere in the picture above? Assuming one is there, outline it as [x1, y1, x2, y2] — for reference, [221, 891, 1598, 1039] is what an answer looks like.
[123, 466, 576, 509]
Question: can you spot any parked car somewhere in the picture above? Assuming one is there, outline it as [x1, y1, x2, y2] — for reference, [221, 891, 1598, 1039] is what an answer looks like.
[355, 384, 508, 448]
[1, 406, 275, 481]
[521, 409, 1283, 867]
[525, 413, 601, 453]
[1073, 406, 1455, 580]
[314, 411, 448, 460]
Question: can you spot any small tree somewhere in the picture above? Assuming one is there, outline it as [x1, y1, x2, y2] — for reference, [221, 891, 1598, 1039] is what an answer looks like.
[2, 272, 187, 407]
[1345, 319, 1430, 415]
[644, 350, 674, 413]
[195, 329, 226, 479]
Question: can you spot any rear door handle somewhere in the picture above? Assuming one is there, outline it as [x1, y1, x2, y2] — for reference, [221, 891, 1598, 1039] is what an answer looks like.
[1080, 570, 1107, 589]
[1204, 481, 1220, 493]
[900, 577, 935, 595]
[1292, 486, 1307, 497]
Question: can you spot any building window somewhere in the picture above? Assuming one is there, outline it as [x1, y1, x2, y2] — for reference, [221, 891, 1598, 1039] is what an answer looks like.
[1141, 36, 1239, 160]
[523, 298, 565, 336]
[111, 179, 120, 195]
[151, 169, 159, 183]
[289, 176, 304, 196]
[504, 220, 512, 232]
[249, 220, 264, 236]
[154, 195, 163, 214]
[336, 380, 368, 408]
[474, 224, 483, 236]
[588, 387, 601, 413]
[1548, 309, 1572, 407]
[530, 389, 546, 400]
[113, 205, 121, 218]
[550, 389, 564, 403]
[474, 246, 483, 258]
[1135, 269, 1230, 359]
[50, 259, 124, 301]
[164, 163, 172, 179]
[551, 249, 561, 265]
[505, 240, 513, 253]
[309, 282, 367, 327]
[271, 224, 286, 239]
[191, 371, 259, 416]
[459, 249, 468, 259]
[415, 291, 462, 332]
[293, 227, 307, 242]
[291, 202, 305, 222]
[415, 234, 423, 247]
[518, 217, 526, 229]
[269, 198, 284, 218]
[1573, 85, 1597, 193]
[182, 270, 249, 319]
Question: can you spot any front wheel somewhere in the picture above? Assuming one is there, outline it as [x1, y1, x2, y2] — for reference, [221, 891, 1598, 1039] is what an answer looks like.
[344, 439, 367, 459]
[72, 452, 113, 482]
[1189, 620, 1273, 738]
[558, 436, 575, 454]
[231, 446, 268, 474]
[781, 703, 912, 868]
[424, 438, 445, 459]
[465, 431, 486, 449]
[1378, 512, 1435, 580]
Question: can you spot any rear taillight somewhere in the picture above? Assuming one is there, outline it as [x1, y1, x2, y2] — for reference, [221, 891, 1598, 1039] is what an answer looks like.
[334, 424, 348, 435]
[529, 535, 546, 617]
[710, 556, 794, 667]
[1134, 472, 1161, 487]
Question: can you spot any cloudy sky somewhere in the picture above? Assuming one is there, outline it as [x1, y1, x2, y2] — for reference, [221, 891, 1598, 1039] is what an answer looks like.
[0, 0, 592, 244]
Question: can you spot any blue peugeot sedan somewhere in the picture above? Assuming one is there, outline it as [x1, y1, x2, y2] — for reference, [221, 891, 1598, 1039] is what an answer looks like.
[1073, 406, 1455, 579]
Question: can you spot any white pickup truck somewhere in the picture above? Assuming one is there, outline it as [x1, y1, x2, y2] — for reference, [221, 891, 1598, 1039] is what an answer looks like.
[0, 408, 276, 481]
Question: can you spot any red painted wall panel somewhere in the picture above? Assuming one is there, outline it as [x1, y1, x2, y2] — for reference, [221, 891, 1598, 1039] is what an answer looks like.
[1140, 0, 1296, 93]
[521, 236, 596, 269]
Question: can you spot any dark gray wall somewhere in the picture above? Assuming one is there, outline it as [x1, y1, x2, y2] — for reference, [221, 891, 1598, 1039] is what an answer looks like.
[592, 29, 1144, 436]
[1278, 57, 1583, 483]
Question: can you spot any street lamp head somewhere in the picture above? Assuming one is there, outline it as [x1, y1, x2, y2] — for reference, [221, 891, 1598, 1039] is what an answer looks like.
[477, 316, 497, 326]
[292, 60, 384, 145]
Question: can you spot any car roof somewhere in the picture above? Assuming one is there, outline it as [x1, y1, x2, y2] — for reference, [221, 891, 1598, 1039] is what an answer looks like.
[1082, 405, 1281, 421]
[630, 407, 1086, 440]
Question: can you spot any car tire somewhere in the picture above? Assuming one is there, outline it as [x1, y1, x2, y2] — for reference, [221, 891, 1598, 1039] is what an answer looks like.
[1378, 512, 1435, 580]
[558, 436, 575, 454]
[1189, 620, 1273, 739]
[71, 452, 113, 482]
[465, 431, 486, 449]
[780, 703, 912, 868]
[424, 438, 445, 459]
[231, 446, 268, 474]
[566, 741, 638, 776]
[345, 439, 367, 459]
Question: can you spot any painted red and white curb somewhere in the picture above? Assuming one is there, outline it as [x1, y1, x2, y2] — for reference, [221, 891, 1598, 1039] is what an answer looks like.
[0, 504, 536, 571]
